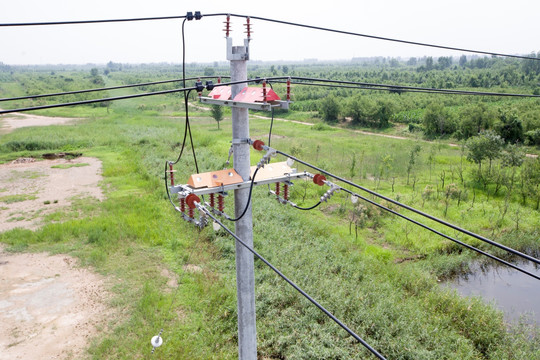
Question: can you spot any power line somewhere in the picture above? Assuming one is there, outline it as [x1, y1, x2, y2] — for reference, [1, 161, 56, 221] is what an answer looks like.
[0, 15, 187, 27]
[0, 79, 250, 115]
[281, 77, 540, 98]
[278, 80, 540, 98]
[197, 203, 387, 360]
[275, 149, 540, 268]
[208, 13, 540, 61]
[2, 12, 538, 61]
[336, 185, 540, 281]
[0, 76, 230, 102]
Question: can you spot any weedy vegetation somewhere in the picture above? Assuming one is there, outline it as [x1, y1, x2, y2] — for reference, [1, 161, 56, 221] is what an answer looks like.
[0, 61, 539, 359]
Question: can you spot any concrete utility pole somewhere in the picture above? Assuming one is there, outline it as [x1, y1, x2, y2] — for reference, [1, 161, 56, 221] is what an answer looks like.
[227, 36, 257, 359]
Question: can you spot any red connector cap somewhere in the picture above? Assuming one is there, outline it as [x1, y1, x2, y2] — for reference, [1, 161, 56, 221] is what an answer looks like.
[252, 139, 265, 151]
[186, 194, 200, 209]
[313, 174, 327, 186]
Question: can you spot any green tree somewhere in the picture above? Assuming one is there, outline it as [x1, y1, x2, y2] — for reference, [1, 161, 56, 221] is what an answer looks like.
[458, 103, 494, 139]
[319, 95, 340, 123]
[466, 130, 504, 173]
[204, 67, 215, 76]
[425, 57, 434, 70]
[422, 102, 456, 137]
[211, 105, 223, 129]
[495, 110, 524, 144]
[406, 145, 422, 185]
[346, 96, 375, 125]
[374, 99, 395, 128]
[459, 55, 467, 67]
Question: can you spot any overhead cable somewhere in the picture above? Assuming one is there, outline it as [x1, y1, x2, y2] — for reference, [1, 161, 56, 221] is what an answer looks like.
[337, 185, 540, 280]
[0, 76, 230, 102]
[275, 149, 540, 267]
[3, 12, 538, 61]
[0, 79, 251, 115]
[205, 13, 540, 61]
[0, 15, 187, 27]
[197, 204, 387, 360]
[275, 79, 540, 98]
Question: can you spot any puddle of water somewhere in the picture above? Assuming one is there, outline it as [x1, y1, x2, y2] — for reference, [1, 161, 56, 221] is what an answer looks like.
[445, 262, 540, 325]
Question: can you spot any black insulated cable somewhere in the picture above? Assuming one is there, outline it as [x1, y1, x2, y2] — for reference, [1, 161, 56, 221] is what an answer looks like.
[292, 201, 322, 211]
[0, 79, 261, 115]
[226, 167, 260, 222]
[204, 13, 540, 62]
[4, 12, 538, 61]
[198, 205, 387, 360]
[0, 76, 230, 103]
[273, 80, 540, 98]
[339, 186, 540, 281]
[0, 15, 187, 27]
[276, 150, 540, 267]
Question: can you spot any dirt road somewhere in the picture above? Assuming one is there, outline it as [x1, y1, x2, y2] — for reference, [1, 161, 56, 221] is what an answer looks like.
[0, 109, 79, 134]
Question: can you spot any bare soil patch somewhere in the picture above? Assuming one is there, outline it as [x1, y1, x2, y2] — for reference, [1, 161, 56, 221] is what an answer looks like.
[0, 157, 104, 232]
[0, 245, 109, 360]
[0, 110, 79, 134]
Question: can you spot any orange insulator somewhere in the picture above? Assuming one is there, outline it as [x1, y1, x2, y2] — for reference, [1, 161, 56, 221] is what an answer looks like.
[283, 183, 289, 201]
[210, 193, 215, 208]
[275, 182, 280, 196]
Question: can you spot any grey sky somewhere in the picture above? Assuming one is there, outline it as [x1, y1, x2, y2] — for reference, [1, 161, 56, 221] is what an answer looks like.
[1, 0, 539, 65]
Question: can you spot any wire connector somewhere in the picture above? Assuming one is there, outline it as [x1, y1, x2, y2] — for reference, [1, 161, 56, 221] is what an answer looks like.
[320, 184, 340, 203]
[257, 148, 277, 168]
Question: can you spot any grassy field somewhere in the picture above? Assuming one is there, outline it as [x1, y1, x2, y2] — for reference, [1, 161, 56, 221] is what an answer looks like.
[1, 68, 539, 359]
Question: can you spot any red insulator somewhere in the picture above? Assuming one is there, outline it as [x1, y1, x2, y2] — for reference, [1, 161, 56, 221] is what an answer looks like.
[169, 163, 174, 186]
[218, 194, 225, 212]
[283, 183, 289, 201]
[186, 194, 200, 209]
[210, 193, 215, 208]
[218, 76, 221, 84]
[188, 207, 194, 218]
[223, 15, 231, 37]
[244, 17, 251, 39]
[275, 182, 280, 196]
[313, 174, 327, 186]
[286, 77, 291, 101]
[262, 80, 267, 103]
[180, 198, 185, 213]
[252, 139, 265, 151]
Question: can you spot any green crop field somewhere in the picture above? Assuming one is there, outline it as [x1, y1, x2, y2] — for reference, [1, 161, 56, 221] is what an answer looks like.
[0, 61, 539, 359]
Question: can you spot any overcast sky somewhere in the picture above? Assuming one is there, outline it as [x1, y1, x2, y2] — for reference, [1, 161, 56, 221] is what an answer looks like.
[1, 0, 539, 65]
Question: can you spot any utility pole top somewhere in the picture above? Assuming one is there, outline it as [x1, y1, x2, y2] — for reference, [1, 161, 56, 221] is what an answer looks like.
[227, 37, 250, 61]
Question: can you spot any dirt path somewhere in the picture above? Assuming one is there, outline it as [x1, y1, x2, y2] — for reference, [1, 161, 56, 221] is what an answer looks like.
[0, 109, 79, 134]
[0, 245, 109, 360]
[0, 157, 104, 232]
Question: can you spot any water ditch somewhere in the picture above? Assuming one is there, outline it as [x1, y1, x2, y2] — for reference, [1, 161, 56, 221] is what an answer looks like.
[444, 261, 540, 325]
